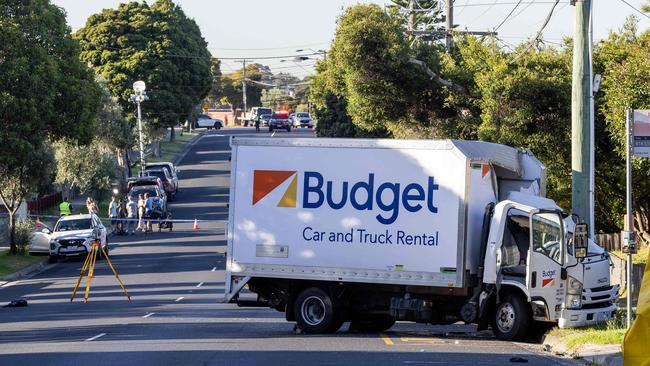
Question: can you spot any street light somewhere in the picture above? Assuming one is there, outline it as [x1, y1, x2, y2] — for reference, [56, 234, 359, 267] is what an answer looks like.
[295, 48, 327, 58]
[129, 80, 148, 177]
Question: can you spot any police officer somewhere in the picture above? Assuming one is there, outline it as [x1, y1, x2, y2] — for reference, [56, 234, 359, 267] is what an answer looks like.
[59, 197, 72, 216]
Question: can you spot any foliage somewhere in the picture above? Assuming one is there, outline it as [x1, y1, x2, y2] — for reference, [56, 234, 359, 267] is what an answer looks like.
[13, 218, 35, 254]
[218, 63, 267, 110]
[53, 139, 120, 198]
[261, 88, 292, 109]
[94, 77, 131, 152]
[387, 0, 445, 43]
[0, 0, 100, 253]
[75, 0, 212, 140]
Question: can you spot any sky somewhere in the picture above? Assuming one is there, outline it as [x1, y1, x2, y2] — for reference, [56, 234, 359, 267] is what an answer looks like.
[53, 0, 650, 78]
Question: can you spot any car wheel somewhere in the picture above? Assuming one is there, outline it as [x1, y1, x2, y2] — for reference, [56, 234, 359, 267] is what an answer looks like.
[294, 287, 342, 334]
[214, 122, 221, 130]
[492, 293, 531, 341]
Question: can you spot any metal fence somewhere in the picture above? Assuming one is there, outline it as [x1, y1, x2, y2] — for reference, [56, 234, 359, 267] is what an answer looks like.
[27, 192, 62, 213]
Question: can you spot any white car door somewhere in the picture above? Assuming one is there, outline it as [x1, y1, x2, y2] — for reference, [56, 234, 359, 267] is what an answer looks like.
[29, 226, 52, 255]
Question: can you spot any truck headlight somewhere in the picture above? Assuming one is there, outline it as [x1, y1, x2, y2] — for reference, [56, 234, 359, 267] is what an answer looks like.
[565, 294, 582, 310]
[567, 276, 583, 295]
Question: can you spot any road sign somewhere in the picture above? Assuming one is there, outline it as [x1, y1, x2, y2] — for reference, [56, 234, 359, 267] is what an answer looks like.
[633, 109, 650, 157]
[202, 101, 209, 111]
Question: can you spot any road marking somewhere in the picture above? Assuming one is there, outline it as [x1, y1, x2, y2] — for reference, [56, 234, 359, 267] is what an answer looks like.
[196, 282, 204, 288]
[85, 333, 106, 342]
[271, 132, 276, 137]
[211, 267, 217, 272]
[142, 312, 155, 318]
[380, 333, 394, 345]
[175, 296, 184, 302]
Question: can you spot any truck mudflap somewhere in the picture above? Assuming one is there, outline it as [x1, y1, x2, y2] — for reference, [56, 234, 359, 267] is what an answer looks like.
[558, 302, 617, 328]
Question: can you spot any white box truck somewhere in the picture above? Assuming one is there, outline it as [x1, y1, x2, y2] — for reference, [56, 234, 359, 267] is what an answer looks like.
[225, 138, 619, 340]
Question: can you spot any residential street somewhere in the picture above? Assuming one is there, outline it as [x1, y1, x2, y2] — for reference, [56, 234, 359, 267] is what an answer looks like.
[0, 127, 581, 366]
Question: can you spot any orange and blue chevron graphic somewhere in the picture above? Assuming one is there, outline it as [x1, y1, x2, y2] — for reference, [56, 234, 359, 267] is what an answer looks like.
[252, 170, 297, 208]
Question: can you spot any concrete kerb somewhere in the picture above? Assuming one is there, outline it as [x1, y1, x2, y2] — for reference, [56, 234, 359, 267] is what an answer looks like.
[542, 334, 623, 366]
[1, 259, 54, 284]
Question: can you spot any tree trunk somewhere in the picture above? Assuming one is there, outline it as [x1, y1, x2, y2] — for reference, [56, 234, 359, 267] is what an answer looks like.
[8, 210, 16, 255]
[125, 149, 132, 178]
[153, 141, 161, 157]
[169, 126, 176, 142]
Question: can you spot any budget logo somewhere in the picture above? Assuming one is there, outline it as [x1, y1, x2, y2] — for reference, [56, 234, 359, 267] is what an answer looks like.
[252, 170, 297, 207]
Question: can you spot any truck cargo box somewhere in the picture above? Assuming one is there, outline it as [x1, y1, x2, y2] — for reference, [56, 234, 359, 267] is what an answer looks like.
[226, 138, 544, 293]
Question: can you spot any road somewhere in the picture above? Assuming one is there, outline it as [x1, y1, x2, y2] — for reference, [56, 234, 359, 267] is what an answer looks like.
[0, 127, 579, 366]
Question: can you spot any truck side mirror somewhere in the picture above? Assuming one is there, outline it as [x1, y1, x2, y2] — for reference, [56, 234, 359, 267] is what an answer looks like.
[574, 223, 588, 259]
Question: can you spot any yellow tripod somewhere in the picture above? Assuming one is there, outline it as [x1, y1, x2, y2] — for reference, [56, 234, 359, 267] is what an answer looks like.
[70, 240, 131, 303]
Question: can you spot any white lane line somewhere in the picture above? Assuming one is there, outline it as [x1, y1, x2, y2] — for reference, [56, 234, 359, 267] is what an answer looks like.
[175, 296, 184, 302]
[196, 282, 204, 288]
[211, 267, 217, 272]
[142, 312, 155, 318]
[271, 132, 276, 137]
[85, 333, 106, 342]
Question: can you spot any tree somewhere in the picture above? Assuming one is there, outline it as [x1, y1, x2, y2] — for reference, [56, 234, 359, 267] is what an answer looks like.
[0, 0, 101, 254]
[261, 88, 292, 109]
[75, 0, 212, 141]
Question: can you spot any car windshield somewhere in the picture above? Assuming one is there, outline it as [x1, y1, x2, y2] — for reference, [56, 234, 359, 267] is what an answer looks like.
[297, 113, 309, 118]
[56, 219, 92, 232]
[146, 171, 167, 180]
[146, 164, 172, 175]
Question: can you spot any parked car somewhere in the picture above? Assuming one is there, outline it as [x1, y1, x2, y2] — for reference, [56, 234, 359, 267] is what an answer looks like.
[145, 162, 179, 195]
[260, 114, 272, 127]
[269, 112, 291, 132]
[291, 112, 314, 128]
[196, 114, 223, 130]
[128, 185, 167, 213]
[127, 176, 164, 193]
[143, 168, 176, 200]
[45, 214, 108, 262]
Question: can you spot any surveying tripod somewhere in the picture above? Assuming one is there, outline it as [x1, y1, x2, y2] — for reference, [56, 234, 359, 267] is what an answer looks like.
[70, 240, 131, 303]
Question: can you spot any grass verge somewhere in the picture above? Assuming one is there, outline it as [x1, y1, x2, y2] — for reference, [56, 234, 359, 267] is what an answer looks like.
[547, 312, 626, 351]
[612, 245, 649, 265]
[133, 131, 199, 172]
[0, 250, 44, 278]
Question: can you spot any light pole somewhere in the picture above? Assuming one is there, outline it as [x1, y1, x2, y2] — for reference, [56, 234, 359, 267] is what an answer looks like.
[129, 81, 148, 177]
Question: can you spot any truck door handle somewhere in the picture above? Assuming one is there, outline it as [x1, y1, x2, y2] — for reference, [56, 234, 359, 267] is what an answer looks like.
[531, 271, 537, 288]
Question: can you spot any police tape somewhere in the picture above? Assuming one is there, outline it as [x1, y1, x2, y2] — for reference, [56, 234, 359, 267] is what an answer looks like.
[0, 212, 226, 224]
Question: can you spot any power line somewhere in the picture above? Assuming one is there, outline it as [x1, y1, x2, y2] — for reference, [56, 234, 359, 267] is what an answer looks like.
[618, 0, 650, 19]
[494, 0, 524, 31]
[208, 42, 328, 51]
[510, 0, 561, 63]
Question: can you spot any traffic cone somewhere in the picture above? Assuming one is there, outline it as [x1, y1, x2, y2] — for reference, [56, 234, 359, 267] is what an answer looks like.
[35, 217, 42, 229]
[193, 219, 200, 230]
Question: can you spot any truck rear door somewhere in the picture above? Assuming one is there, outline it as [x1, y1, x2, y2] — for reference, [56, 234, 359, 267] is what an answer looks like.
[527, 211, 566, 321]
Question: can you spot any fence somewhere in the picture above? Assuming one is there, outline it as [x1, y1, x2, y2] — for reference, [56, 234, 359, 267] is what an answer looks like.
[27, 192, 62, 213]
[595, 233, 621, 252]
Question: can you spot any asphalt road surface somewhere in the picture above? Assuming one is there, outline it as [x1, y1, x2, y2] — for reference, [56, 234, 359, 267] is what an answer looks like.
[0, 127, 579, 366]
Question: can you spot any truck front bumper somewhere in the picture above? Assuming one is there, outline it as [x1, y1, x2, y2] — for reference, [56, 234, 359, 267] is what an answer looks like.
[558, 303, 617, 328]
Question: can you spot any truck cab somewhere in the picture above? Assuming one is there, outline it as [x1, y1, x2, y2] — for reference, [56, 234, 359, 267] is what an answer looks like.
[477, 193, 619, 340]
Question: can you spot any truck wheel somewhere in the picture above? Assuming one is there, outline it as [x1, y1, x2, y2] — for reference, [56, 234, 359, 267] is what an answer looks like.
[294, 287, 341, 334]
[349, 314, 396, 333]
[492, 293, 531, 341]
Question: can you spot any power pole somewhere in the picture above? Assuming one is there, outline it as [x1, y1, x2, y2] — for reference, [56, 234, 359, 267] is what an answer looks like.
[571, 0, 592, 229]
[445, 0, 453, 51]
[242, 59, 247, 118]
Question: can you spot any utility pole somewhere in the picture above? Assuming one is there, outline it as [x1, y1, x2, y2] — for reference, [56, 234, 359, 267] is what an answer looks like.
[242, 59, 247, 120]
[408, 0, 415, 33]
[445, 0, 453, 51]
[571, 0, 592, 229]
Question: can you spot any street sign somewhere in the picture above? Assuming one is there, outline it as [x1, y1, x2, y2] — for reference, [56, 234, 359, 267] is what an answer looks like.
[202, 101, 209, 111]
[633, 109, 650, 157]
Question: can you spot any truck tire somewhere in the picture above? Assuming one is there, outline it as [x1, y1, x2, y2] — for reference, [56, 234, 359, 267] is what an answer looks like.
[294, 287, 342, 334]
[349, 314, 396, 333]
[492, 293, 531, 341]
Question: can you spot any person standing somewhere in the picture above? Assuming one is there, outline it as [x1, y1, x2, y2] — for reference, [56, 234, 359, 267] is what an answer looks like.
[254, 114, 261, 133]
[126, 195, 137, 235]
[59, 197, 72, 216]
[144, 193, 154, 232]
[86, 197, 99, 215]
[137, 194, 145, 232]
[108, 196, 119, 234]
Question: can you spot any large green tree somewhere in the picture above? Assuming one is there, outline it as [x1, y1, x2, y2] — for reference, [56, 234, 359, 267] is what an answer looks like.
[0, 0, 101, 253]
[75, 0, 212, 141]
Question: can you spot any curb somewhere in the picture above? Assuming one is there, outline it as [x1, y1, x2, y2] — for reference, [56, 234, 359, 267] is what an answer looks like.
[542, 334, 623, 366]
[1, 259, 52, 283]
